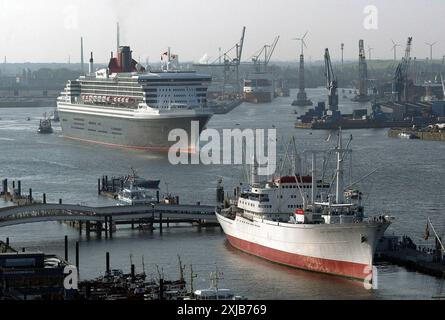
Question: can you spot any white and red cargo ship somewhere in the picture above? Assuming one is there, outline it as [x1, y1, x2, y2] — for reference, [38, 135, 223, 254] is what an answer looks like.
[216, 133, 391, 281]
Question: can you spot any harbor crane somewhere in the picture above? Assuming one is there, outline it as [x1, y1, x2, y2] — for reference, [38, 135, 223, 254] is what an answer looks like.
[393, 37, 413, 102]
[324, 48, 339, 111]
[250, 36, 280, 73]
[194, 26, 246, 93]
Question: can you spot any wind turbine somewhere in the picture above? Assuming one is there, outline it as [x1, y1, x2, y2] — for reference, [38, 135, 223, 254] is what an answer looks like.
[367, 46, 374, 61]
[292, 31, 308, 56]
[425, 42, 437, 61]
[391, 40, 401, 61]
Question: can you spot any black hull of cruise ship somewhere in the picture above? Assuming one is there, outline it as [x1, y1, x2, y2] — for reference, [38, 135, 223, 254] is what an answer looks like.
[58, 109, 212, 151]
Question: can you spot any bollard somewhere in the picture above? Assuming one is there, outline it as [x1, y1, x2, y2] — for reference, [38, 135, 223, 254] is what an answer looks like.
[6, 237, 9, 246]
[79, 221, 83, 235]
[106, 252, 110, 274]
[2, 179, 7, 196]
[96, 221, 102, 238]
[131, 264, 135, 283]
[104, 217, 108, 238]
[176, 196, 179, 205]
[75, 241, 80, 271]
[159, 279, 164, 300]
[43, 193, 46, 204]
[159, 213, 163, 234]
[17, 181, 21, 196]
[64, 236, 68, 261]
[86, 221, 91, 237]
[156, 190, 160, 203]
[109, 216, 113, 238]
[59, 199, 62, 205]
[98, 179, 101, 195]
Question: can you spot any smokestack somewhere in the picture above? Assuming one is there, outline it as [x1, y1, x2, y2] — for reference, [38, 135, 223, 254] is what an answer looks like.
[117, 22, 120, 51]
[89, 52, 94, 74]
[80, 37, 85, 74]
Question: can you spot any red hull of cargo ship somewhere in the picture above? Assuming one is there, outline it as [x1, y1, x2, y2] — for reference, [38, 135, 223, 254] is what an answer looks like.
[226, 235, 370, 281]
[243, 92, 272, 104]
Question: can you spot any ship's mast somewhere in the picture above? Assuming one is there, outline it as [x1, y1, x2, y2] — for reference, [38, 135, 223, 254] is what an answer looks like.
[311, 153, 317, 204]
[336, 130, 344, 204]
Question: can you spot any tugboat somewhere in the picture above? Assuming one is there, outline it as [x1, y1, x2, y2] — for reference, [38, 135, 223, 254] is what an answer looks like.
[37, 114, 53, 134]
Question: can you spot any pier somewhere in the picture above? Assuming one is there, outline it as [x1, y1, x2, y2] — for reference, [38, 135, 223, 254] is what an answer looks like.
[0, 203, 217, 234]
[388, 128, 445, 141]
[376, 219, 445, 278]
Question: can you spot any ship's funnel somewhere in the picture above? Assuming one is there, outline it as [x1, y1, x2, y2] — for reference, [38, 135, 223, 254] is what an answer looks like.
[80, 37, 84, 74]
[89, 52, 94, 74]
[118, 46, 132, 73]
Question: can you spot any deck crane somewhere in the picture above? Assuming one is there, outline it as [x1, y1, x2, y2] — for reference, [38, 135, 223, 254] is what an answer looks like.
[324, 48, 339, 111]
[194, 27, 246, 93]
[250, 36, 280, 73]
[393, 37, 413, 102]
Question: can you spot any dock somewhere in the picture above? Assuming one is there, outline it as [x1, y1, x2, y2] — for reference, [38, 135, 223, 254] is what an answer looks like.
[376, 230, 445, 278]
[388, 128, 445, 141]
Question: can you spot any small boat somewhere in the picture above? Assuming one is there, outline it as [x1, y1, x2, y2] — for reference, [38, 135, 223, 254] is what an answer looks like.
[38, 116, 53, 134]
[398, 132, 418, 139]
[190, 288, 246, 301]
[118, 187, 156, 206]
[184, 267, 246, 301]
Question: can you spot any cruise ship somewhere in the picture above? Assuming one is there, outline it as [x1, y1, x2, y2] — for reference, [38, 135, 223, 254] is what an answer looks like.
[216, 132, 391, 282]
[57, 46, 213, 151]
[243, 72, 274, 104]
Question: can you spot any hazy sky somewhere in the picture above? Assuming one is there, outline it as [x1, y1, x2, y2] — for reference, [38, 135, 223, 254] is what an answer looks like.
[0, 0, 444, 63]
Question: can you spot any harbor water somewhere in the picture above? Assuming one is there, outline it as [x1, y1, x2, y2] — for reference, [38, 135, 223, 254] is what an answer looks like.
[0, 88, 444, 299]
